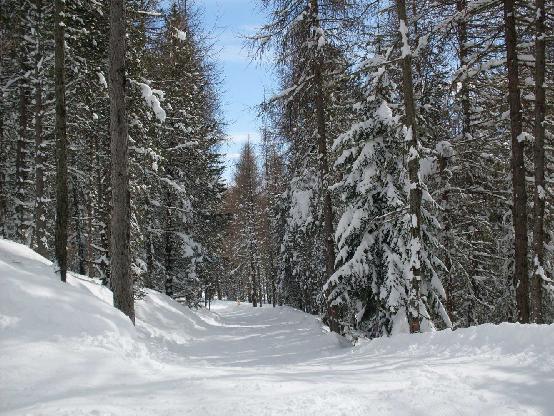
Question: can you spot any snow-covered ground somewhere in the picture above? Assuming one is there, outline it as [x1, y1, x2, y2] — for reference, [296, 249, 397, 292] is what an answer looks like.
[1, 238, 553, 416]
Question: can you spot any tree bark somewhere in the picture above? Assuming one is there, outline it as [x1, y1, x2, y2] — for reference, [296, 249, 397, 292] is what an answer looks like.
[145, 237, 154, 289]
[456, 0, 471, 137]
[15, 94, 28, 242]
[309, 0, 339, 332]
[98, 136, 111, 285]
[0, 22, 5, 237]
[503, 0, 529, 323]
[109, 0, 135, 323]
[73, 186, 86, 275]
[310, 0, 336, 282]
[0, 95, 4, 237]
[251, 259, 258, 307]
[530, 0, 546, 323]
[34, 0, 47, 257]
[165, 200, 173, 297]
[54, 0, 68, 282]
[396, 0, 422, 333]
[16, 27, 30, 244]
[257, 263, 263, 307]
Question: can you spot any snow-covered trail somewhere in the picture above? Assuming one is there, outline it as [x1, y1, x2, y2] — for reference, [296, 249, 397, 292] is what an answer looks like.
[141, 299, 348, 367]
[2, 239, 554, 416]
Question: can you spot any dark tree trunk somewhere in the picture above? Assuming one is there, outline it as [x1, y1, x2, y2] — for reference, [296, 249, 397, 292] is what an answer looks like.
[309, 0, 335, 281]
[456, 0, 471, 137]
[0, 22, 5, 237]
[145, 237, 154, 289]
[97, 135, 111, 285]
[396, 0, 422, 333]
[55, 0, 68, 282]
[257, 263, 263, 307]
[251, 260, 258, 307]
[0, 96, 4, 237]
[33, 0, 47, 256]
[16, 24, 30, 244]
[164, 189, 173, 297]
[272, 277, 276, 308]
[250, 254, 258, 307]
[530, 0, 546, 323]
[216, 277, 222, 300]
[165, 224, 173, 297]
[109, 0, 135, 323]
[270, 247, 276, 307]
[16, 89, 29, 242]
[310, 0, 339, 333]
[503, 0, 529, 323]
[73, 186, 86, 275]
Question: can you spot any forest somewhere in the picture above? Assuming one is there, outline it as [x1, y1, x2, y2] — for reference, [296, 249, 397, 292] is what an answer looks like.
[0, 0, 553, 338]
[1, 0, 554, 414]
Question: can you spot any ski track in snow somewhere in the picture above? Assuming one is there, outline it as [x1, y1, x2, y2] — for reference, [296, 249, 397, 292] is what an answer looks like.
[1, 238, 553, 416]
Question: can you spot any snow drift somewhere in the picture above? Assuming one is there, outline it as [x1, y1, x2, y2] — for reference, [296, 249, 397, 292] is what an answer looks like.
[1, 238, 553, 416]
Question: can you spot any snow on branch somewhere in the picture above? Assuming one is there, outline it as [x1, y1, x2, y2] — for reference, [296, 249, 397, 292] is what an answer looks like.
[132, 80, 167, 123]
[399, 20, 411, 58]
[174, 28, 187, 41]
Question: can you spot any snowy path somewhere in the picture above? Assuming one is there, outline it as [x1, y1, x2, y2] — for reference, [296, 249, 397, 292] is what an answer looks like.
[140, 300, 348, 367]
[2, 239, 554, 416]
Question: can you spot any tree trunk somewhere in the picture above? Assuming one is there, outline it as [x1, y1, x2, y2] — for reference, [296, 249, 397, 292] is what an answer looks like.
[258, 263, 263, 307]
[503, 0, 529, 323]
[145, 237, 154, 289]
[216, 275, 222, 300]
[310, 0, 336, 281]
[54, 0, 68, 282]
[272, 278, 276, 307]
[309, 0, 339, 332]
[0, 23, 5, 237]
[16, 24, 30, 244]
[530, 0, 546, 323]
[86, 191, 93, 277]
[109, 0, 135, 324]
[97, 135, 111, 285]
[32, 0, 47, 257]
[250, 255, 258, 307]
[0, 95, 4, 237]
[73, 186, 86, 275]
[16, 90, 29, 243]
[165, 209, 173, 297]
[456, 0, 471, 137]
[396, 0, 422, 333]
[251, 260, 258, 307]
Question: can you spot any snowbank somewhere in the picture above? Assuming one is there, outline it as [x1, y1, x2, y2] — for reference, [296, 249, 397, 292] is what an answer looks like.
[0, 239, 137, 341]
[357, 321, 554, 359]
[1, 239, 553, 416]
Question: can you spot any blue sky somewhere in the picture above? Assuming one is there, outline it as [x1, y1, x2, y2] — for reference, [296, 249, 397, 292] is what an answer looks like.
[194, 0, 277, 181]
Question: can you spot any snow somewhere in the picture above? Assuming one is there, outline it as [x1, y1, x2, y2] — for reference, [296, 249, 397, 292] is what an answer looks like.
[399, 19, 411, 58]
[136, 82, 167, 123]
[2, 239, 554, 415]
[435, 140, 454, 158]
[174, 28, 187, 41]
[517, 132, 533, 143]
[97, 72, 107, 89]
[288, 177, 316, 229]
[537, 185, 545, 200]
[375, 101, 394, 123]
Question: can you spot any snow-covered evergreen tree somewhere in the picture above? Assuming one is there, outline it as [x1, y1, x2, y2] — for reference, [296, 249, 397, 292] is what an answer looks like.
[326, 56, 451, 337]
